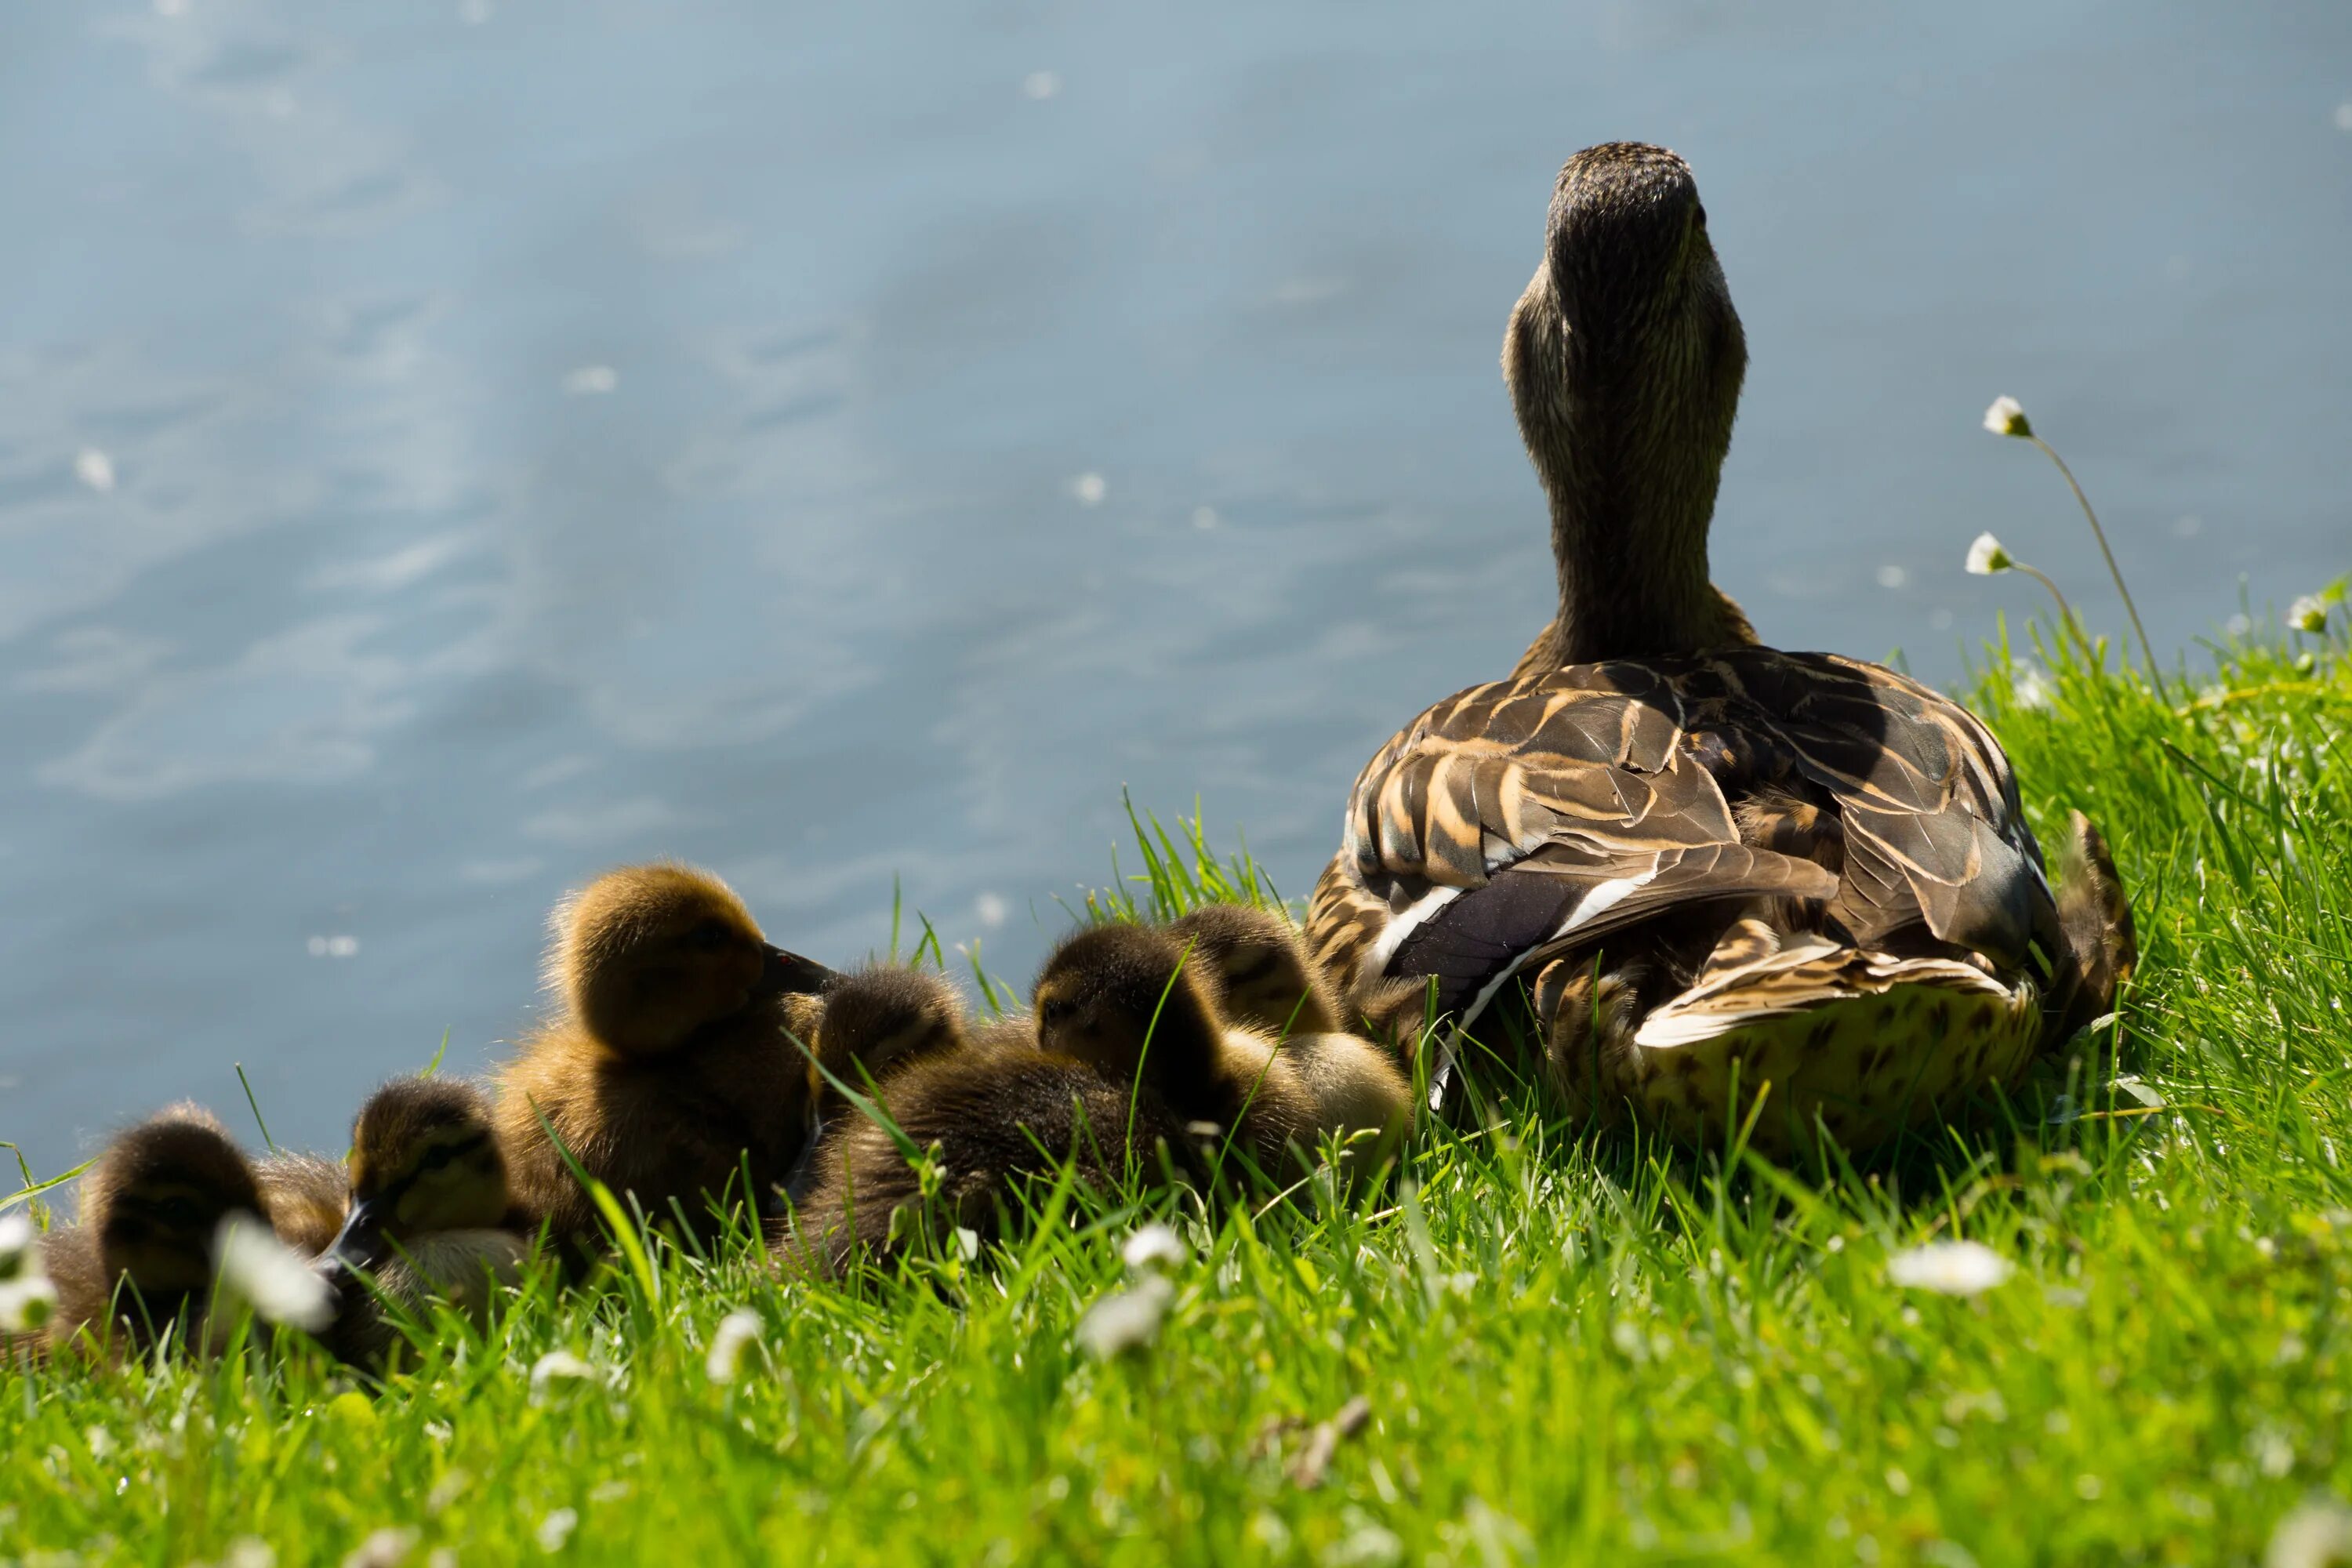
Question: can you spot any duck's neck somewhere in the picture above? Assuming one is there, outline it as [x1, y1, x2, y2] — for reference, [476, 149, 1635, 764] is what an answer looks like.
[1511, 459, 1751, 677]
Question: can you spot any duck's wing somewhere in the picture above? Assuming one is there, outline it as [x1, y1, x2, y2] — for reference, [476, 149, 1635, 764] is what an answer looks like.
[1312, 650, 2056, 1039]
[1707, 649, 2055, 969]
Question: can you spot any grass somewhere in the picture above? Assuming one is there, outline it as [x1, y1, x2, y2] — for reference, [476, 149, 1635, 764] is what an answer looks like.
[5, 612, 2350, 1568]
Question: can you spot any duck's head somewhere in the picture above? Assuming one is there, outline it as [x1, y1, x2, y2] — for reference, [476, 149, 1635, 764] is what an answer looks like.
[1504, 141, 1748, 663]
[815, 968, 967, 1093]
[1164, 903, 1334, 1036]
[550, 863, 836, 1057]
[321, 1078, 510, 1283]
[88, 1105, 263, 1297]
[1032, 924, 1223, 1091]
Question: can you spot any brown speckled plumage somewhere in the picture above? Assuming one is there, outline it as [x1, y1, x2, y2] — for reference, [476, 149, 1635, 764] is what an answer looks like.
[1306, 143, 2135, 1152]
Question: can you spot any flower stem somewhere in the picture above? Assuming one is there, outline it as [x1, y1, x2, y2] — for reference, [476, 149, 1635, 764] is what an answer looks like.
[2028, 434, 2162, 695]
[2013, 561, 2096, 668]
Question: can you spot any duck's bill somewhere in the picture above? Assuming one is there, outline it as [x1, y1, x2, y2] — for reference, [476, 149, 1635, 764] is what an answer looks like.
[319, 1196, 390, 1281]
[760, 944, 838, 996]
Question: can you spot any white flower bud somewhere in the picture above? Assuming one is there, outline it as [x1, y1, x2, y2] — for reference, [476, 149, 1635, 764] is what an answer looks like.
[1982, 395, 2032, 437]
[1965, 532, 2013, 575]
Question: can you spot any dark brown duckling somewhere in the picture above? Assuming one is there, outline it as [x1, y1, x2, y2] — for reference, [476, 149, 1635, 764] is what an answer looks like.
[1032, 923, 1315, 1184]
[38, 1104, 267, 1358]
[1168, 905, 1416, 1180]
[494, 862, 837, 1258]
[806, 965, 972, 1122]
[318, 1076, 536, 1367]
[776, 1036, 1196, 1277]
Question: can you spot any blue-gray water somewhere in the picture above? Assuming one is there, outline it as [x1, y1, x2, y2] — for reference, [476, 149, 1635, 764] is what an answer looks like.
[2, 2, 2346, 1176]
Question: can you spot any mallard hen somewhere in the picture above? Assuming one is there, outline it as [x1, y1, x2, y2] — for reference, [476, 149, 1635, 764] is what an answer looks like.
[1306, 143, 2134, 1153]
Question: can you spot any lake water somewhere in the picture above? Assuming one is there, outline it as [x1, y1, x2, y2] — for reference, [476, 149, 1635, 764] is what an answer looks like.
[2, 1, 2346, 1176]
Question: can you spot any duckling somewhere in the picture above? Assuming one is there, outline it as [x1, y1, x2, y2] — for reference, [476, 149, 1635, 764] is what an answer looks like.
[805, 965, 973, 1123]
[493, 862, 837, 1258]
[38, 1104, 266, 1358]
[254, 1152, 354, 1259]
[1032, 924, 1316, 1184]
[778, 1032, 1196, 1277]
[318, 1076, 535, 1367]
[1306, 141, 2138, 1154]
[1168, 905, 1415, 1178]
[1167, 903, 1343, 1036]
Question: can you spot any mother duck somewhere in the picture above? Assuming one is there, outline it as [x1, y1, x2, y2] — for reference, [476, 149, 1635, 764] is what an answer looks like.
[1306, 143, 2134, 1153]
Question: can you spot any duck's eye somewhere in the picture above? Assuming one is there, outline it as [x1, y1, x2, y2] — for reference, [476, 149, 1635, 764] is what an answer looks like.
[1037, 998, 1074, 1031]
[1693, 204, 1708, 231]
[422, 1145, 456, 1173]
[159, 1197, 201, 1229]
[685, 920, 734, 953]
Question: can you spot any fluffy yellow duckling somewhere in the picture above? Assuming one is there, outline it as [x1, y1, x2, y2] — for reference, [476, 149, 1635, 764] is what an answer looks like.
[38, 1104, 267, 1357]
[318, 1076, 536, 1366]
[495, 862, 837, 1257]
[1167, 904, 1415, 1178]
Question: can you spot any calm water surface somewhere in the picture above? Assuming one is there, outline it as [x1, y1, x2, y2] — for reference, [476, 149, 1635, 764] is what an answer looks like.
[2, 2, 2347, 1173]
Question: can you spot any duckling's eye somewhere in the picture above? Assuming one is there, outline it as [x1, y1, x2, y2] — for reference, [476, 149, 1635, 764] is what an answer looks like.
[685, 920, 734, 953]
[1037, 998, 1075, 1031]
[158, 1197, 203, 1229]
[421, 1145, 456, 1173]
[1692, 204, 1708, 231]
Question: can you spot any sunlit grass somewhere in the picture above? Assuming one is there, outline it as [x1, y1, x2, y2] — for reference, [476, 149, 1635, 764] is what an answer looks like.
[4, 615, 2349, 1566]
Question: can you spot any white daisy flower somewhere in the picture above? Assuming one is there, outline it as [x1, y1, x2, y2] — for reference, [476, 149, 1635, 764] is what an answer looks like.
[2011, 666, 2057, 712]
[1886, 1240, 2014, 1297]
[703, 1308, 762, 1385]
[0, 1211, 34, 1279]
[339, 1527, 417, 1568]
[2267, 1499, 2352, 1568]
[2, 1275, 60, 1333]
[528, 1348, 598, 1398]
[1073, 1273, 1174, 1359]
[2288, 595, 2331, 635]
[1120, 1222, 1187, 1275]
[213, 1214, 334, 1332]
[535, 1508, 579, 1554]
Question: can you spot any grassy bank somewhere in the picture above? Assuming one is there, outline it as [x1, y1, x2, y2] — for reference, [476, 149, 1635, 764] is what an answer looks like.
[5, 617, 2350, 1567]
